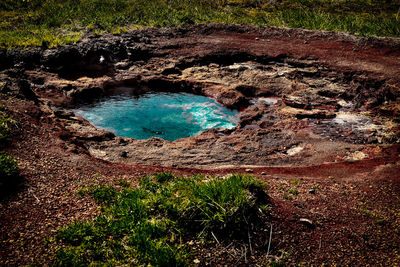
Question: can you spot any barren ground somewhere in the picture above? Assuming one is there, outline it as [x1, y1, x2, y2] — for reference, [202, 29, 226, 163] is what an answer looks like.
[0, 24, 399, 265]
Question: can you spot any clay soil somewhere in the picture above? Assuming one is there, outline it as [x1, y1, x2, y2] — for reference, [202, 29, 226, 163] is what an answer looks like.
[1, 24, 400, 265]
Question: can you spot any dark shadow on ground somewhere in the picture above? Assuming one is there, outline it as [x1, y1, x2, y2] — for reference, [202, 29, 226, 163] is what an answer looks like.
[0, 174, 25, 202]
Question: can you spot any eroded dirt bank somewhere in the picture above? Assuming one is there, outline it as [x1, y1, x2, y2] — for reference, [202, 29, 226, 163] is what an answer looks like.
[0, 24, 400, 265]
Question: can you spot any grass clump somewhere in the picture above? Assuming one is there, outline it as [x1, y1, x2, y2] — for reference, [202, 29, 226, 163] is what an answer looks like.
[278, 185, 286, 191]
[116, 179, 130, 188]
[54, 173, 269, 266]
[0, 109, 19, 190]
[288, 188, 299, 195]
[282, 193, 293, 200]
[0, 110, 11, 142]
[0, 152, 19, 187]
[1, 0, 399, 48]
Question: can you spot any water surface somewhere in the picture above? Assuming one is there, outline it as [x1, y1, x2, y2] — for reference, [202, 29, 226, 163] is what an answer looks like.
[73, 92, 238, 141]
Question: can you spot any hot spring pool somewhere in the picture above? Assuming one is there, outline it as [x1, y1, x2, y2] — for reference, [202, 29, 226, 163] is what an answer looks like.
[73, 92, 238, 141]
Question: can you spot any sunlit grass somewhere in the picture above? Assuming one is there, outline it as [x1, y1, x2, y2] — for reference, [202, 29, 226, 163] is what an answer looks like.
[54, 173, 270, 266]
[0, 0, 399, 48]
[0, 28, 82, 49]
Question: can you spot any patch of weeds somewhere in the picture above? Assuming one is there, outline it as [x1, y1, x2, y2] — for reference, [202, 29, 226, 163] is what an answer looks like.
[0, 152, 19, 190]
[312, 184, 320, 190]
[0, 152, 19, 179]
[0, 110, 20, 194]
[289, 180, 300, 185]
[92, 173, 102, 180]
[87, 174, 103, 186]
[76, 186, 94, 197]
[363, 209, 384, 222]
[54, 173, 270, 266]
[76, 185, 117, 205]
[155, 171, 175, 183]
[358, 202, 387, 226]
[111, 26, 129, 35]
[187, 173, 269, 238]
[87, 185, 117, 205]
[282, 193, 293, 200]
[75, 188, 87, 197]
[278, 185, 286, 191]
[268, 249, 290, 266]
[259, 204, 272, 213]
[0, 111, 12, 142]
[288, 188, 299, 195]
[117, 179, 130, 188]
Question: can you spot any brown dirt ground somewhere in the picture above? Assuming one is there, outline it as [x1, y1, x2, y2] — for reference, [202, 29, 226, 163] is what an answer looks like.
[1, 25, 400, 266]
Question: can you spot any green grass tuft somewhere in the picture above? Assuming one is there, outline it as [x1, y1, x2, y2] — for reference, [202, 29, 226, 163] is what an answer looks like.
[0, 108, 19, 189]
[0, 152, 19, 185]
[282, 193, 293, 200]
[116, 179, 130, 188]
[188, 174, 267, 238]
[0, 113, 11, 142]
[87, 184, 117, 205]
[54, 173, 270, 266]
[155, 171, 175, 183]
[288, 188, 299, 195]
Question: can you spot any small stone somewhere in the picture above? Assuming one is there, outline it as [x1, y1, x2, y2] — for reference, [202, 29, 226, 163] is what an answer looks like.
[309, 189, 316, 194]
[304, 40, 308, 44]
[261, 171, 266, 175]
[245, 168, 253, 173]
[351, 151, 367, 160]
[99, 55, 105, 64]
[115, 61, 131, 70]
[120, 151, 129, 158]
[255, 37, 259, 40]
[299, 218, 314, 228]
[287, 146, 304, 156]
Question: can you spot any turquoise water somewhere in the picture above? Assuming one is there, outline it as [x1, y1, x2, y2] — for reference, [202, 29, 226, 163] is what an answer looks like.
[73, 92, 238, 141]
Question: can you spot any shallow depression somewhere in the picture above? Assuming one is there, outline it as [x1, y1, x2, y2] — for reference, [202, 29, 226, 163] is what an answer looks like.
[73, 92, 238, 141]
